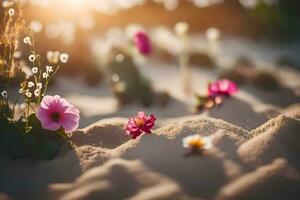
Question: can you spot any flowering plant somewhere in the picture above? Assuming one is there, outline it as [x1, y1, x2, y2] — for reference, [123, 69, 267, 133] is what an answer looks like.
[195, 79, 238, 111]
[0, 4, 79, 160]
[126, 111, 156, 139]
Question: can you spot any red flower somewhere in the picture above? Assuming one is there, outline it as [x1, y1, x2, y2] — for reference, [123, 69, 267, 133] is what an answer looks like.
[126, 111, 156, 139]
[134, 31, 152, 56]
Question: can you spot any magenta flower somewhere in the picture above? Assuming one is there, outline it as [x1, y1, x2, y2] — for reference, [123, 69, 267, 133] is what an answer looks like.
[208, 79, 238, 97]
[126, 111, 156, 139]
[36, 95, 80, 132]
[134, 31, 152, 56]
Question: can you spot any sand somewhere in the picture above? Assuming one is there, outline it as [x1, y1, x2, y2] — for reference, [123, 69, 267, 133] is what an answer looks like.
[0, 113, 299, 200]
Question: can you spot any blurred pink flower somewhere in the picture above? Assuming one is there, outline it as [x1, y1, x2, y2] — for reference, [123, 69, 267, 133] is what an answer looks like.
[36, 95, 80, 132]
[134, 31, 152, 56]
[208, 79, 238, 97]
[126, 111, 156, 139]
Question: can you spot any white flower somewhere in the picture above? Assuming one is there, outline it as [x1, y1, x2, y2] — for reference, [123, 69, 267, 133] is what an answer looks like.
[115, 54, 125, 63]
[23, 36, 31, 45]
[174, 22, 189, 36]
[34, 89, 40, 97]
[47, 51, 60, 64]
[25, 91, 32, 98]
[36, 83, 42, 90]
[46, 65, 53, 73]
[32, 67, 38, 74]
[8, 8, 15, 16]
[29, 54, 35, 62]
[2, 1, 14, 8]
[60, 53, 69, 63]
[206, 27, 220, 41]
[13, 50, 21, 58]
[43, 72, 49, 79]
[30, 20, 42, 33]
[28, 81, 35, 88]
[1, 90, 8, 98]
[182, 135, 213, 151]
[19, 88, 24, 94]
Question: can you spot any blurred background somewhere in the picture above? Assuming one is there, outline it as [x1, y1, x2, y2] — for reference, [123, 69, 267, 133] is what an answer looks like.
[13, 0, 300, 83]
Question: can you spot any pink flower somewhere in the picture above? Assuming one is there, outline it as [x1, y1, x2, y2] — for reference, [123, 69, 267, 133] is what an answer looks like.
[36, 95, 80, 132]
[126, 111, 156, 139]
[208, 79, 238, 97]
[134, 31, 152, 56]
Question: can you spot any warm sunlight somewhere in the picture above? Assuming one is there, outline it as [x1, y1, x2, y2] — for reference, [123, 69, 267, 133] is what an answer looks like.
[1, 0, 300, 200]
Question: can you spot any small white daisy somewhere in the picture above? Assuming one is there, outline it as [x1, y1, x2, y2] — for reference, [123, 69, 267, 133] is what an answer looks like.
[23, 36, 31, 45]
[25, 90, 32, 98]
[8, 8, 15, 16]
[182, 134, 213, 151]
[1, 90, 8, 98]
[28, 81, 34, 88]
[32, 67, 38, 74]
[19, 88, 24, 94]
[34, 89, 40, 97]
[60, 53, 69, 63]
[46, 65, 53, 73]
[36, 82, 42, 90]
[29, 54, 35, 62]
[43, 72, 49, 79]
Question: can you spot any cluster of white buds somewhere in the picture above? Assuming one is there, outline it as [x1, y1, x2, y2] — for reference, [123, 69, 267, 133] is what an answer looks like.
[47, 51, 60, 64]
[46, 51, 69, 64]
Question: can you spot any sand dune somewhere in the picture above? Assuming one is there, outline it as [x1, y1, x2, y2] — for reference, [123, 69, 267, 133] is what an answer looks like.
[1, 114, 299, 200]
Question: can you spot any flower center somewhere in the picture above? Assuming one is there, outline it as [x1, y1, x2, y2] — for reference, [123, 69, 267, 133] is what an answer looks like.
[189, 138, 205, 150]
[51, 112, 60, 122]
[135, 118, 145, 127]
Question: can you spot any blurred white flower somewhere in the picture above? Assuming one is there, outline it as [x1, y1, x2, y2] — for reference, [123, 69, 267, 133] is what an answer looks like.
[13, 50, 22, 58]
[25, 90, 32, 98]
[47, 51, 60, 64]
[2, 1, 14, 8]
[8, 8, 15, 16]
[206, 27, 220, 41]
[19, 88, 24, 94]
[112, 73, 120, 82]
[1, 90, 8, 98]
[30, 20, 43, 33]
[34, 89, 40, 97]
[28, 81, 35, 88]
[46, 65, 53, 73]
[23, 36, 31, 45]
[36, 83, 42, 90]
[43, 72, 49, 79]
[60, 53, 69, 63]
[115, 54, 125, 63]
[174, 22, 189, 36]
[32, 67, 38, 74]
[182, 134, 213, 151]
[29, 54, 35, 62]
